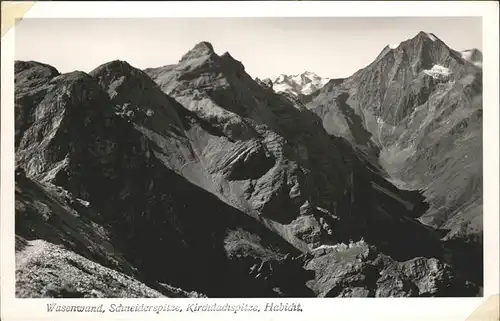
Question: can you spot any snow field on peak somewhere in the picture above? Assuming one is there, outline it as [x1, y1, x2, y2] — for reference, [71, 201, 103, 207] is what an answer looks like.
[423, 65, 452, 79]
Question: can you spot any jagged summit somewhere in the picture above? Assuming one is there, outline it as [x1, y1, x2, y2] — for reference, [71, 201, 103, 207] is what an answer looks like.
[368, 30, 481, 76]
[415, 30, 439, 41]
[178, 42, 243, 71]
[403, 31, 450, 53]
[385, 31, 443, 52]
[144, 41, 253, 97]
[180, 41, 217, 62]
[195, 41, 215, 52]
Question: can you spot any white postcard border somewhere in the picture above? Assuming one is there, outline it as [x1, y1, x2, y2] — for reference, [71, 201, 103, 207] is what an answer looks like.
[1, 2, 498, 321]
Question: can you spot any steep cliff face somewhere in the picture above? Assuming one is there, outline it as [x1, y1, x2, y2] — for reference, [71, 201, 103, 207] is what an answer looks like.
[15, 37, 480, 298]
[307, 32, 482, 244]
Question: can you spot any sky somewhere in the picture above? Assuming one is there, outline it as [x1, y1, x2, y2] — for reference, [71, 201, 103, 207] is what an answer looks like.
[15, 17, 482, 80]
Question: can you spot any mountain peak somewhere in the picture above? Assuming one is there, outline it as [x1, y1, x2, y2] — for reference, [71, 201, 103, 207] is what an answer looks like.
[90, 60, 133, 77]
[194, 41, 214, 52]
[180, 41, 216, 62]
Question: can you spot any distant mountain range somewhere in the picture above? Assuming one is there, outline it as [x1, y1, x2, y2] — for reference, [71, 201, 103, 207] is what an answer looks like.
[14, 31, 482, 298]
[266, 71, 331, 96]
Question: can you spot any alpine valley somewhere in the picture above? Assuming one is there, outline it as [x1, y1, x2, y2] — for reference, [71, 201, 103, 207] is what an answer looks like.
[14, 31, 482, 298]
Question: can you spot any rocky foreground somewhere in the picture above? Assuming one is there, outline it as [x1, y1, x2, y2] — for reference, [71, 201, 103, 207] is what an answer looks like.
[15, 32, 482, 297]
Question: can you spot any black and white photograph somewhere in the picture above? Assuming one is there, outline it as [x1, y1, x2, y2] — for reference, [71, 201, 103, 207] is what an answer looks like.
[1, 1, 499, 320]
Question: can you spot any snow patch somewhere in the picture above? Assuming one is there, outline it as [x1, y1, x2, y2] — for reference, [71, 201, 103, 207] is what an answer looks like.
[315, 206, 330, 215]
[276, 75, 286, 83]
[460, 50, 474, 61]
[76, 198, 90, 207]
[273, 83, 295, 95]
[313, 239, 368, 252]
[314, 244, 338, 251]
[423, 65, 452, 79]
[389, 43, 400, 49]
